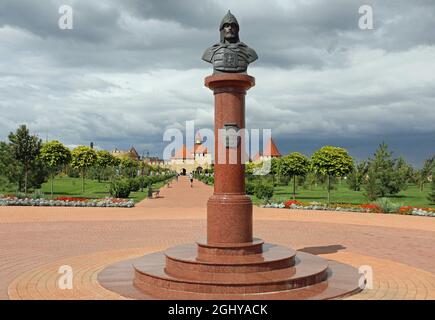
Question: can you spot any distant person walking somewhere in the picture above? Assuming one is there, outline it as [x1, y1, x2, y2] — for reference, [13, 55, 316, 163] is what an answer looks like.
[189, 172, 193, 188]
[176, 173, 179, 182]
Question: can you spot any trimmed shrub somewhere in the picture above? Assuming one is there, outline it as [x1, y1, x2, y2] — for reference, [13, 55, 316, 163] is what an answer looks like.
[109, 178, 131, 198]
[255, 183, 274, 202]
[137, 176, 149, 189]
[245, 181, 256, 195]
[128, 178, 141, 192]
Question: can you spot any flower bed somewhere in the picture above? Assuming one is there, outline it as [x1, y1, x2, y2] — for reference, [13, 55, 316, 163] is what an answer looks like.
[262, 201, 435, 217]
[55, 196, 88, 202]
[0, 196, 134, 208]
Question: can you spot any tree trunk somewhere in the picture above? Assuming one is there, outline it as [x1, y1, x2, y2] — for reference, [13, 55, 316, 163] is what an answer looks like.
[327, 175, 331, 205]
[51, 172, 54, 199]
[293, 175, 296, 200]
[82, 169, 85, 194]
[24, 164, 28, 195]
[141, 168, 144, 192]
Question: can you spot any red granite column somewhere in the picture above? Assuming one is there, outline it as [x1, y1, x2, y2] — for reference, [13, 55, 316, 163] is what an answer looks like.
[205, 73, 255, 244]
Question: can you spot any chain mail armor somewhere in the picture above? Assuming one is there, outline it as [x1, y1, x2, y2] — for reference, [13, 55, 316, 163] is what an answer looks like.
[202, 11, 258, 73]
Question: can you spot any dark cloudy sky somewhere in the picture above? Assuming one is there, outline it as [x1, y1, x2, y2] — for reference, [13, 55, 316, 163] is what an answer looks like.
[0, 0, 434, 166]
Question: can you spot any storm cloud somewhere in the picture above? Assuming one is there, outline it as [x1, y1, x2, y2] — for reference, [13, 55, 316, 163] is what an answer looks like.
[0, 0, 434, 165]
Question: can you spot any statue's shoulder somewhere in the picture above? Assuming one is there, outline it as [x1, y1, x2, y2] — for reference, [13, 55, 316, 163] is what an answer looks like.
[239, 42, 258, 63]
[202, 43, 221, 63]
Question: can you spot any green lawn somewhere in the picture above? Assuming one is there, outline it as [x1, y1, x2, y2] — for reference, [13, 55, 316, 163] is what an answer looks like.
[37, 176, 168, 203]
[250, 183, 432, 208]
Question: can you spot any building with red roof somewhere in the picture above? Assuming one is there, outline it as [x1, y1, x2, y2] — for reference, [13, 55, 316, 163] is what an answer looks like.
[252, 138, 282, 162]
[170, 133, 212, 175]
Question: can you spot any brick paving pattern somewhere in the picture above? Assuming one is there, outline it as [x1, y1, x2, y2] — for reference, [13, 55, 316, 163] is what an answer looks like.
[0, 176, 434, 300]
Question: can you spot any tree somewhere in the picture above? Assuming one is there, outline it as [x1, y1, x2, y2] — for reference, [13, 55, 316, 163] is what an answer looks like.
[311, 146, 354, 204]
[267, 157, 282, 186]
[8, 125, 42, 194]
[1, 140, 49, 193]
[0, 142, 18, 192]
[95, 150, 118, 182]
[363, 143, 408, 200]
[394, 157, 412, 192]
[139, 161, 152, 191]
[278, 152, 310, 199]
[347, 161, 368, 191]
[245, 161, 262, 176]
[71, 146, 97, 193]
[28, 159, 50, 191]
[417, 156, 434, 191]
[120, 157, 139, 178]
[364, 164, 381, 201]
[270, 157, 281, 174]
[39, 141, 72, 198]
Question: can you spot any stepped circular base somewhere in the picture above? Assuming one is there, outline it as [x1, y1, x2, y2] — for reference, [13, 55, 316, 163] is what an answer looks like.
[196, 238, 264, 256]
[98, 241, 362, 300]
[165, 243, 296, 275]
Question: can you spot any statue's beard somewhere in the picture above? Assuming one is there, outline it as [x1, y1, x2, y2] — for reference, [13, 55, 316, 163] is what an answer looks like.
[224, 33, 238, 42]
[220, 30, 239, 43]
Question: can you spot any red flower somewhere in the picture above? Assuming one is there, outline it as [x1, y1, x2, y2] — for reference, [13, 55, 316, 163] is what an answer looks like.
[284, 200, 302, 208]
[398, 206, 414, 215]
[55, 197, 88, 202]
[109, 198, 127, 203]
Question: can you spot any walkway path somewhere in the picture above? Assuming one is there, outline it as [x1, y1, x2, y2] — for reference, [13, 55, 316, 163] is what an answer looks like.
[0, 176, 434, 299]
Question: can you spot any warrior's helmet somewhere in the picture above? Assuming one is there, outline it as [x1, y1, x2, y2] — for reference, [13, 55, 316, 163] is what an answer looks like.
[219, 10, 240, 43]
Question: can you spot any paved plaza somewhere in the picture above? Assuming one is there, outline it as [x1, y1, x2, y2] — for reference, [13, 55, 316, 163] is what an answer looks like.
[0, 176, 434, 300]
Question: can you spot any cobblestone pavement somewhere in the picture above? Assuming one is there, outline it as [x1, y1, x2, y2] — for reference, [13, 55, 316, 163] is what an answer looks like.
[1, 176, 434, 300]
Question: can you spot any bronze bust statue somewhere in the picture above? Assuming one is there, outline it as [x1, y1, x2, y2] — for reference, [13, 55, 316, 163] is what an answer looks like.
[202, 11, 258, 74]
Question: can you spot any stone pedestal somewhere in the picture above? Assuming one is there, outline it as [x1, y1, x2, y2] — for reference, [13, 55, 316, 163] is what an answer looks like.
[206, 74, 254, 244]
[98, 74, 363, 300]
